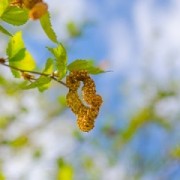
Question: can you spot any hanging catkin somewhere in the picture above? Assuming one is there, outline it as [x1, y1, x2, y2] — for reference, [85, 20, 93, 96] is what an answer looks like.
[66, 70, 103, 132]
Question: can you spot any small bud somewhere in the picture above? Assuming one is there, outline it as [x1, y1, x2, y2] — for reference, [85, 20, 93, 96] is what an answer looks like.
[21, 72, 35, 80]
[51, 71, 59, 77]
[0, 58, 6, 64]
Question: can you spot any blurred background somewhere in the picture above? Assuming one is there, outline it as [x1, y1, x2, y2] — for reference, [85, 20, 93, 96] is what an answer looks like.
[0, 0, 180, 179]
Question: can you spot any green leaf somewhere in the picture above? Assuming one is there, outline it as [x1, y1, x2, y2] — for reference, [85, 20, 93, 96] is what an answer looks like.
[47, 44, 67, 79]
[0, 171, 5, 180]
[0, 116, 8, 129]
[1, 6, 28, 26]
[0, 75, 6, 85]
[67, 59, 104, 74]
[170, 146, 180, 159]
[10, 135, 29, 148]
[152, 116, 172, 131]
[0, 24, 12, 36]
[67, 21, 81, 38]
[58, 95, 66, 106]
[9, 48, 26, 62]
[23, 59, 53, 92]
[40, 11, 58, 43]
[6, 31, 24, 58]
[121, 108, 152, 143]
[23, 76, 51, 92]
[6, 31, 36, 77]
[0, 0, 9, 17]
[42, 58, 54, 74]
[57, 160, 74, 180]
[57, 165, 74, 180]
[33, 148, 42, 159]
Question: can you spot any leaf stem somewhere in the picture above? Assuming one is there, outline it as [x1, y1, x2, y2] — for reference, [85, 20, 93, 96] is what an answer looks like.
[0, 62, 68, 87]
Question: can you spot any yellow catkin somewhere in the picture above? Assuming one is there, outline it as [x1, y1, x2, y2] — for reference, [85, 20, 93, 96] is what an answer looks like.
[66, 76, 80, 91]
[66, 70, 103, 132]
[77, 106, 95, 132]
[66, 90, 83, 114]
[29, 2, 48, 20]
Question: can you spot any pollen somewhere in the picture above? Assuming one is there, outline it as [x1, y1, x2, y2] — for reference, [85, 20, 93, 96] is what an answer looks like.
[66, 70, 103, 132]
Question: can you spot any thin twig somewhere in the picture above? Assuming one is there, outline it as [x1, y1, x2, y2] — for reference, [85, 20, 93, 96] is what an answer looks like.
[50, 76, 67, 87]
[0, 62, 68, 88]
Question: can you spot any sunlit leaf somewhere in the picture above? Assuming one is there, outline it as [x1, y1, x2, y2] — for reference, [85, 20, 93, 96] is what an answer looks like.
[58, 95, 66, 106]
[67, 59, 104, 74]
[0, 75, 7, 85]
[57, 164, 74, 180]
[0, 117, 8, 129]
[121, 108, 152, 143]
[152, 117, 172, 131]
[23, 58, 53, 92]
[6, 31, 24, 58]
[56, 158, 74, 180]
[1, 6, 28, 26]
[40, 11, 58, 43]
[23, 76, 51, 92]
[33, 148, 42, 159]
[42, 58, 54, 74]
[0, 0, 9, 17]
[72, 130, 84, 142]
[6, 31, 36, 77]
[47, 44, 67, 79]
[0, 24, 12, 36]
[83, 157, 94, 170]
[9, 48, 26, 62]
[170, 146, 180, 159]
[67, 21, 81, 38]
[0, 171, 5, 180]
[10, 135, 29, 148]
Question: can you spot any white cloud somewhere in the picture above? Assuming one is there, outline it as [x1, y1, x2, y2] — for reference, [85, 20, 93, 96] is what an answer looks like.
[102, 164, 127, 180]
[106, 20, 134, 72]
[133, 0, 180, 82]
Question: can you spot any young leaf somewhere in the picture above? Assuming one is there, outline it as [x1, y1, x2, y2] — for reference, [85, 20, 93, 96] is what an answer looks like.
[57, 160, 74, 180]
[1, 6, 28, 26]
[10, 135, 29, 148]
[23, 76, 51, 92]
[121, 108, 152, 143]
[67, 21, 81, 38]
[23, 58, 53, 92]
[0, 24, 12, 36]
[67, 59, 104, 74]
[47, 44, 67, 80]
[6, 31, 24, 58]
[9, 48, 26, 62]
[42, 58, 54, 74]
[6, 31, 36, 77]
[0, 171, 5, 180]
[170, 146, 180, 159]
[0, 0, 9, 17]
[40, 11, 58, 43]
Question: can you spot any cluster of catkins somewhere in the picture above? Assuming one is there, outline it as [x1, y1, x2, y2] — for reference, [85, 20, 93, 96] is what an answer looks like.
[66, 70, 103, 132]
[10, 0, 48, 20]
